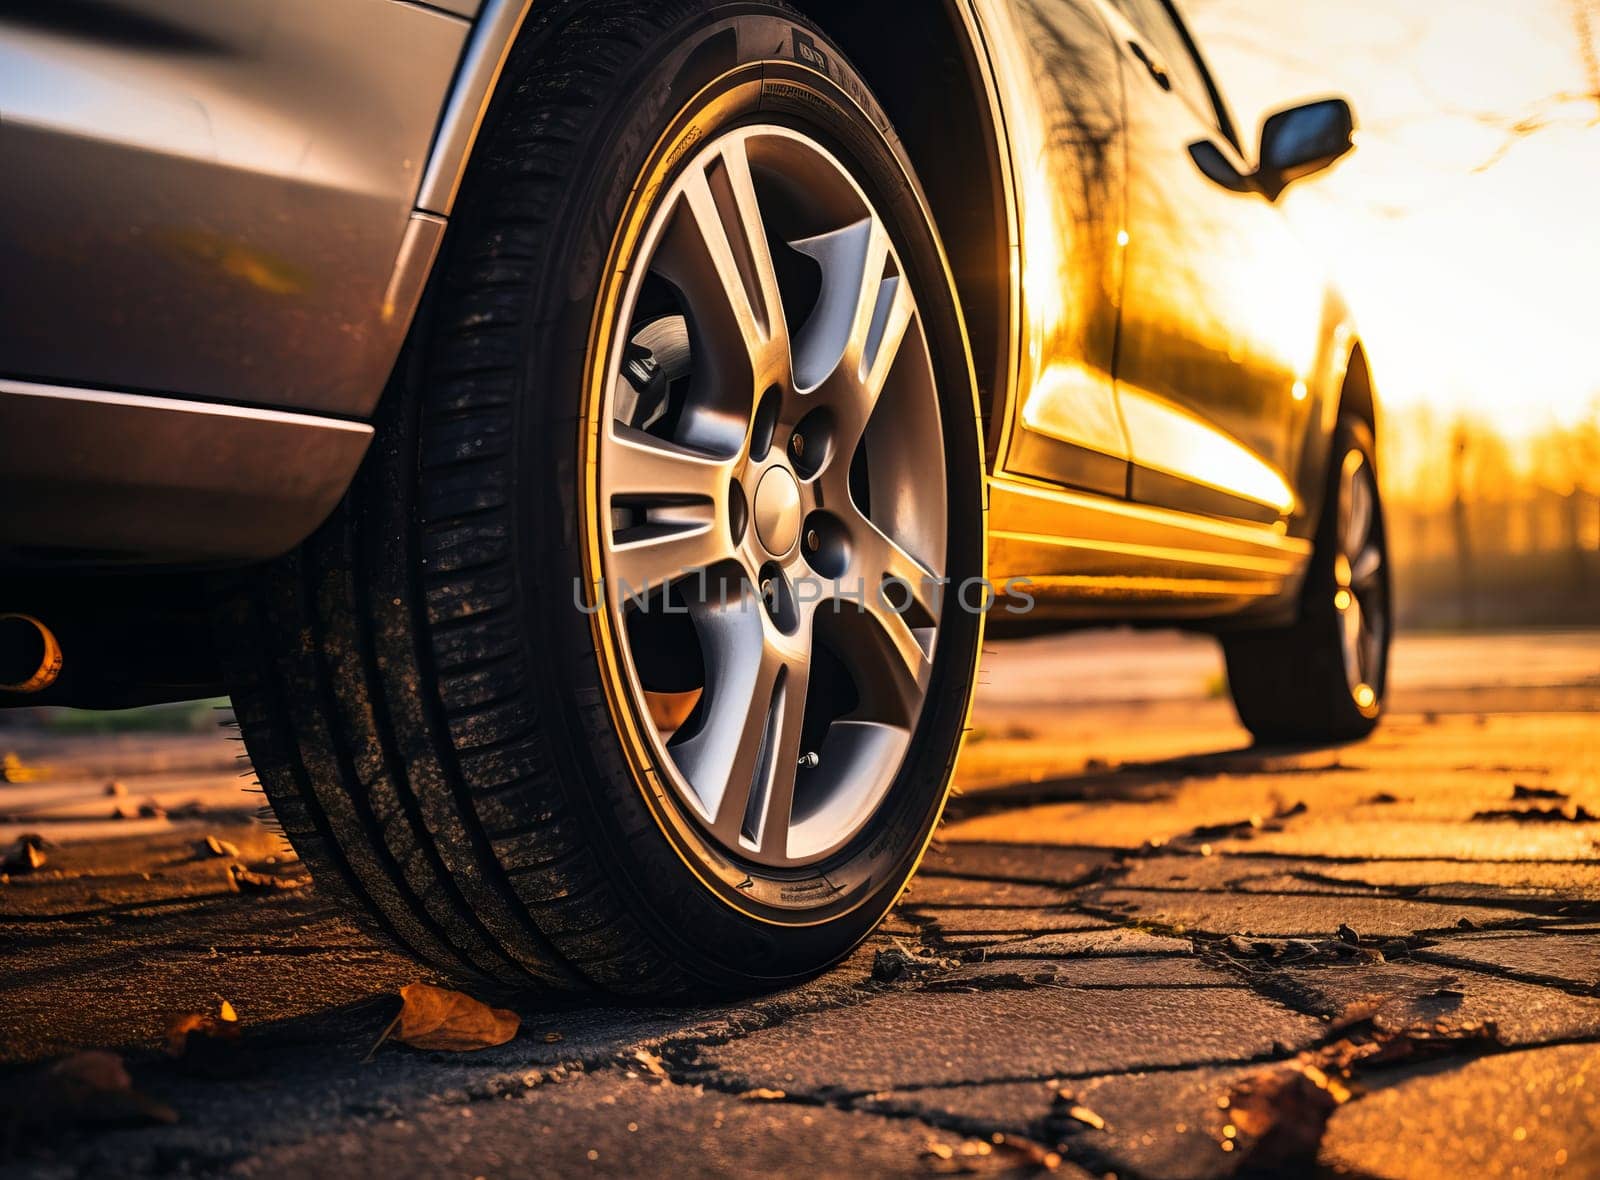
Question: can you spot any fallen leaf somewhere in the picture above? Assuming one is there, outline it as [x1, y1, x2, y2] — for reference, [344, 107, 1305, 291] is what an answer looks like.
[203, 835, 240, 859]
[630, 1048, 671, 1082]
[1, 753, 48, 784]
[384, 983, 519, 1053]
[229, 863, 307, 892]
[739, 1087, 787, 1101]
[1218, 1015, 1502, 1172]
[164, 1000, 244, 1076]
[1043, 1074, 1107, 1132]
[1065, 1104, 1104, 1130]
[2, 835, 47, 874]
[3, 1051, 178, 1132]
[873, 941, 957, 982]
[1224, 1061, 1350, 1171]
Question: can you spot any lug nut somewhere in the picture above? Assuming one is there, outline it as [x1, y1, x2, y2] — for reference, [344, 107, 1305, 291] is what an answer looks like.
[760, 578, 775, 603]
[790, 432, 805, 458]
[805, 528, 820, 552]
[798, 751, 820, 769]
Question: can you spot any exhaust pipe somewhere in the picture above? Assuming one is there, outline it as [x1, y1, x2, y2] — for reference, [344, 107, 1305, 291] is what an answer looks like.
[0, 613, 63, 694]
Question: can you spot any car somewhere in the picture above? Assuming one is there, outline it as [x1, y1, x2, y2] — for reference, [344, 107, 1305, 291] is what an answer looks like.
[0, 0, 1388, 994]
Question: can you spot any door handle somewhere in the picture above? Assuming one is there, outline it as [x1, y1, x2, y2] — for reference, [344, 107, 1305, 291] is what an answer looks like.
[1128, 40, 1172, 91]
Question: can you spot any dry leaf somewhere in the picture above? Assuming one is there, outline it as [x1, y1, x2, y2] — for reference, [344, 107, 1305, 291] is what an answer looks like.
[388, 983, 519, 1052]
[164, 1000, 244, 1076]
[1049, 1085, 1107, 1132]
[739, 1088, 787, 1101]
[1224, 1062, 1350, 1170]
[872, 941, 958, 982]
[1221, 1017, 1501, 1170]
[203, 835, 240, 858]
[2, 837, 46, 874]
[630, 1048, 671, 1082]
[1065, 1104, 1104, 1131]
[229, 863, 307, 892]
[4, 1051, 178, 1131]
[1, 753, 47, 783]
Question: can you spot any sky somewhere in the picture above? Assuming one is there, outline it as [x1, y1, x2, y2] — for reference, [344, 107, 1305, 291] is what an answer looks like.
[1185, 0, 1600, 441]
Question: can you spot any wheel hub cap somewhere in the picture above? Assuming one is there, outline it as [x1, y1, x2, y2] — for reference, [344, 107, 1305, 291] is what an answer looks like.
[753, 466, 802, 556]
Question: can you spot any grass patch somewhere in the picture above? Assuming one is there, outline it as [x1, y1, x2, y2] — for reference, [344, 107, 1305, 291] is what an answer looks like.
[29, 697, 230, 734]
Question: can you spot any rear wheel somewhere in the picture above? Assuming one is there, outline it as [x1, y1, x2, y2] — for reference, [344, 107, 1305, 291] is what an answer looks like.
[1223, 415, 1390, 744]
[214, 1, 984, 994]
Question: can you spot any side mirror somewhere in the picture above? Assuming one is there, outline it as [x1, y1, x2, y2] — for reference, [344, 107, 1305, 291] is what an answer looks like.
[1255, 97, 1354, 200]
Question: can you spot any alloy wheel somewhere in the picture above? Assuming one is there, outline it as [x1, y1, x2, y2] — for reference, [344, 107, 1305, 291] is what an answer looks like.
[593, 125, 948, 869]
[1333, 448, 1386, 716]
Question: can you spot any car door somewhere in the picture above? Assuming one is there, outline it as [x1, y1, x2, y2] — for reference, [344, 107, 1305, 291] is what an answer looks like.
[1103, 0, 1324, 525]
[974, 0, 1130, 499]
[0, 0, 466, 418]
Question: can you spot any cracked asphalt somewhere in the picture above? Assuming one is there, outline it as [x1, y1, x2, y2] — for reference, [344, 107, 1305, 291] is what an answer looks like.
[3, 629, 1599, 1179]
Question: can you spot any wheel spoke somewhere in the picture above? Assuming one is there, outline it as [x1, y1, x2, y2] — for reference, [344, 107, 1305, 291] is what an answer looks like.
[861, 593, 933, 723]
[671, 631, 810, 856]
[792, 215, 891, 389]
[605, 421, 732, 502]
[832, 512, 937, 723]
[1342, 460, 1373, 558]
[1339, 590, 1366, 689]
[860, 272, 917, 401]
[876, 523, 941, 615]
[602, 421, 738, 599]
[1350, 542, 1383, 591]
[794, 213, 922, 476]
[654, 137, 788, 384]
[744, 653, 811, 860]
[609, 522, 732, 603]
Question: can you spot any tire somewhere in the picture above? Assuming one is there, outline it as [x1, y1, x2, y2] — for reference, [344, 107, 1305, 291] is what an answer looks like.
[213, 0, 985, 995]
[1222, 415, 1391, 745]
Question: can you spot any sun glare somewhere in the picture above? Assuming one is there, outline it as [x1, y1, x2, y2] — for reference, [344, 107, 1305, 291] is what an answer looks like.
[1190, 0, 1600, 441]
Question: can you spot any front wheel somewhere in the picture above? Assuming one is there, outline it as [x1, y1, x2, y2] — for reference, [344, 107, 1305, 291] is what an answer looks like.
[1223, 416, 1391, 744]
[215, 1, 985, 995]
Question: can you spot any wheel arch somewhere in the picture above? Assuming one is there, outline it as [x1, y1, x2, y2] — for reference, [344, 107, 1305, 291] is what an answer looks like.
[1339, 340, 1378, 435]
[414, 0, 1014, 468]
[790, 0, 1013, 467]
